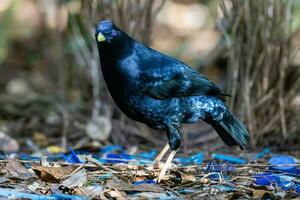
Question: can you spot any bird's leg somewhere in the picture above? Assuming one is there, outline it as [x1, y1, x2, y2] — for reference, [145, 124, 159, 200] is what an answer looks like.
[156, 125, 181, 183]
[153, 143, 169, 168]
[157, 150, 177, 183]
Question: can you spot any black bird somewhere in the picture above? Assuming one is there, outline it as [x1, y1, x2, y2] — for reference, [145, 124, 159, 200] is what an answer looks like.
[95, 20, 249, 182]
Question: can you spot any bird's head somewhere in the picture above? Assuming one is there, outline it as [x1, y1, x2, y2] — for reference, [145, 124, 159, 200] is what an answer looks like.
[95, 20, 121, 43]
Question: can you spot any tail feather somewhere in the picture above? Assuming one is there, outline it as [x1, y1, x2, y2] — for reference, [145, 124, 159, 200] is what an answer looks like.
[206, 113, 249, 149]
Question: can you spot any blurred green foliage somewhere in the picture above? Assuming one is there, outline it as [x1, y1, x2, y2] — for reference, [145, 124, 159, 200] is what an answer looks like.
[0, 0, 17, 64]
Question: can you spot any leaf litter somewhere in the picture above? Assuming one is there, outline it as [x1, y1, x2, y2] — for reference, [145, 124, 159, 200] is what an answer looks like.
[0, 147, 299, 199]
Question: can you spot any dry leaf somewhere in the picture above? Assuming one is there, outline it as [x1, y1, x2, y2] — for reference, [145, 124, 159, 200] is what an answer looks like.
[181, 174, 197, 183]
[32, 165, 77, 183]
[252, 189, 271, 199]
[106, 179, 164, 193]
[75, 185, 103, 199]
[105, 189, 127, 200]
[60, 169, 87, 188]
[5, 159, 34, 180]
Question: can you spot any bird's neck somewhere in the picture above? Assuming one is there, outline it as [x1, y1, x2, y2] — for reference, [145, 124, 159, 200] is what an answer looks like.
[98, 33, 133, 65]
[97, 33, 138, 98]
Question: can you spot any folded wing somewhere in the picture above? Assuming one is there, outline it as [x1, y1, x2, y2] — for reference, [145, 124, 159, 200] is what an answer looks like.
[141, 65, 226, 100]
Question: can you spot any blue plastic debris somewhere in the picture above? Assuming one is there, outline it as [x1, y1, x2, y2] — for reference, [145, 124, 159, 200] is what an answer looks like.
[100, 145, 123, 154]
[254, 173, 296, 191]
[277, 175, 295, 190]
[19, 153, 41, 161]
[133, 180, 156, 185]
[97, 173, 113, 180]
[212, 153, 247, 164]
[177, 189, 195, 194]
[252, 148, 271, 160]
[269, 155, 298, 173]
[0, 188, 87, 200]
[191, 152, 204, 165]
[134, 150, 157, 160]
[205, 162, 235, 173]
[63, 149, 84, 164]
[174, 152, 204, 165]
[254, 172, 276, 186]
[296, 184, 300, 194]
[51, 194, 87, 200]
[174, 157, 192, 165]
[101, 153, 132, 164]
[208, 173, 229, 181]
[213, 184, 236, 192]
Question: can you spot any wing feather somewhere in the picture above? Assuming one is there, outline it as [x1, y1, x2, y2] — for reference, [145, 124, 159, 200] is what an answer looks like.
[141, 65, 225, 99]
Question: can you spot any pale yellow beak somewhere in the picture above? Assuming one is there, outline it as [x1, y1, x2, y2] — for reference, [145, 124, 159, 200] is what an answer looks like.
[97, 33, 106, 42]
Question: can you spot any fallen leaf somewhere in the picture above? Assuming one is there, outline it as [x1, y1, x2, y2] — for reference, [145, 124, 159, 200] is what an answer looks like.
[252, 189, 271, 199]
[130, 192, 179, 199]
[32, 165, 77, 183]
[181, 174, 197, 183]
[5, 159, 34, 180]
[75, 185, 103, 199]
[27, 182, 41, 192]
[105, 189, 127, 200]
[60, 168, 87, 188]
[106, 180, 164, 193]
[0, 177, 10, 184]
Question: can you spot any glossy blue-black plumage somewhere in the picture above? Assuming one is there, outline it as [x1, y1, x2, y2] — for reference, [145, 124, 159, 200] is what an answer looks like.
[95, 20, 249, 150]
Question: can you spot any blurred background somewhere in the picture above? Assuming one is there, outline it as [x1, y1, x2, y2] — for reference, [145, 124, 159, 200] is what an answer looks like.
[0, 0, 299, 155]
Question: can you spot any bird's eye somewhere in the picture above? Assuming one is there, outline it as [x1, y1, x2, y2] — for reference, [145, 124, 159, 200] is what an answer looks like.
[112, 30, 117, 36]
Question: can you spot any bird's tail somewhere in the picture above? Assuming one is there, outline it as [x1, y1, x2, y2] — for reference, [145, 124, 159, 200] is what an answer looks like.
[206, 112, 249, 149]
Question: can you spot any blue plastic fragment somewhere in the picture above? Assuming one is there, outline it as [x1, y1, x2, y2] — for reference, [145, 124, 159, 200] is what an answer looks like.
[191, 152, 204, 165]
[133, 180, 156, 185]
[212, 153, 247, 164]
[102, 153, 132, 163]
[252, 148, 271, 160]
[0, 188, 87, 200]
[51, 194, 87, 200]
[63, 149, 84, 164]
[174, 152, 204, 165]
[177, 189, 195, 194]
[213, 184, 236, 192]
[205, 162, 235, 172]
[97, 173, 113, 180]
[296, 184, 300, 194]
[100, 145, 123, 154]
[174, 157, 192, 165]
[134, 150, 157, 160]
[208, 173, 229, 180]
[277, 175, 295, 190]
[46, 154, 66, 161]
[254, 172, 276, 186]
[254, 173, 296, 191]
[269, 155, 298, 173]
[19, 153, 41, 161]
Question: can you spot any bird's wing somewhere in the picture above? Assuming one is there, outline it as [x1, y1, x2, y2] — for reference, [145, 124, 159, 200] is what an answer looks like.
[140, 66, 225, 99]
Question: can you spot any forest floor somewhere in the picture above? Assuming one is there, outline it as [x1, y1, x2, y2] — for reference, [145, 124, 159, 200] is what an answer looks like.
[0, 145, 299, 200]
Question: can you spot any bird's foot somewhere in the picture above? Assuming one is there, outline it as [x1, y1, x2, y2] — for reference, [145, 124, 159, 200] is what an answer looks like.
[156, 150, 177, 183]
[153, 143, 169, 169]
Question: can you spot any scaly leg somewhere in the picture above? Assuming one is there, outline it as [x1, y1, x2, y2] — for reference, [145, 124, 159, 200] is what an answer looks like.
[153, 143, 169, 168]
[155, 124, 181, 183]
[157, 150, 177, 183]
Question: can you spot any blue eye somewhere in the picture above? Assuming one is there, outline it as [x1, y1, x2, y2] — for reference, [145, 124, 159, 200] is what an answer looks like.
[112, 30, 117, 36]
